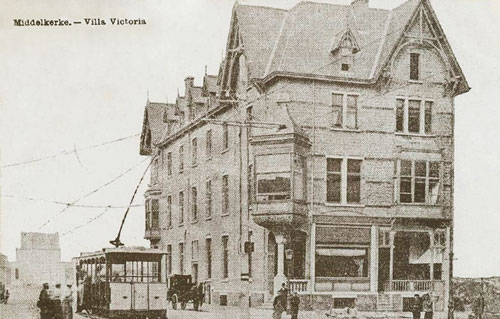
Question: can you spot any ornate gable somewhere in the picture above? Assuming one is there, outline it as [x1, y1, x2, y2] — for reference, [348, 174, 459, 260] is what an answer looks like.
[379, 0, 470, 96]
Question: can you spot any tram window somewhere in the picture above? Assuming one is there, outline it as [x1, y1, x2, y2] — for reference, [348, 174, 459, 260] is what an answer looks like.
[111, 263, 125, 282]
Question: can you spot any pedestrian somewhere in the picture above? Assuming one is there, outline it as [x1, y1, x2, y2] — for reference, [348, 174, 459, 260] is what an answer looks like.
[3, 289, 9, 304]
[290, 291, 300, 319]
[278, 283, 289, 311]
[63, 284, 74, 319]
[51, 283, 64, 319]
[273, 294, 285, 319]
[37, 283, 52, 319]
[422, 293, 433, 319]
[412, 294, 422, 319]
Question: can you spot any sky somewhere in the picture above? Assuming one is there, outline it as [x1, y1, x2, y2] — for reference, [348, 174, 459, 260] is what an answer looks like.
[0, 0, 499, 278]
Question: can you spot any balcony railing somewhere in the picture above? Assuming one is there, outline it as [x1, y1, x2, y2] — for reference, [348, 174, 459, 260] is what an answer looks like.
[385, 280, 444, 292]
[289, 279, 309, 293]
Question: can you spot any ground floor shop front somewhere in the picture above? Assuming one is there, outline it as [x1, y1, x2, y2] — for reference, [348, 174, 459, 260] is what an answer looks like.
[162, 218, 452, 315]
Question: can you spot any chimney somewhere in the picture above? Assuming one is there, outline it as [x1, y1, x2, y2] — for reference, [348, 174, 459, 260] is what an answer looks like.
[184, 76, 194, 96]
[351, 0, 369, 9]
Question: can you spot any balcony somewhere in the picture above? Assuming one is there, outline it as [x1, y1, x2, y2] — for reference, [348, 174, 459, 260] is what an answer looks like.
[384, 280, 444, 292]
[144, 228, 160, 240]
[252, 200, 308, 230]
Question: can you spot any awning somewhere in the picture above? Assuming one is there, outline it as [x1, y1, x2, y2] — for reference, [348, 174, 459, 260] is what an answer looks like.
[316, 248, 366, 257]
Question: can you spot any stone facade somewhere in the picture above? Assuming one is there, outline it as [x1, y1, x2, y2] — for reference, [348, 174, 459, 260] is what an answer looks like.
[139, 0, 469, 315]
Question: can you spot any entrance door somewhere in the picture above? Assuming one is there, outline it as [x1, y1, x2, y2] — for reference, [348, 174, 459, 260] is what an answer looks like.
[133, 283, 148, 310]
[378, 248, 390, 292]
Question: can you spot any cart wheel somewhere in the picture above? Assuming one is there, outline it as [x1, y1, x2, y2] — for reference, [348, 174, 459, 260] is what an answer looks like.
[181, 301, 187, 310]
[171, 294, 178, 310]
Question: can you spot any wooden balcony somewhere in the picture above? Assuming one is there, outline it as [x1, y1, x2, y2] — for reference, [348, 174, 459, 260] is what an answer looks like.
[384, 280, 445, 292]
[289, 279, 310, 294]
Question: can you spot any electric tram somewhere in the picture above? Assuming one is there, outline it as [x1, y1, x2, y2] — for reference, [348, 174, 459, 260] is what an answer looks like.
[74, 247, 168, 318]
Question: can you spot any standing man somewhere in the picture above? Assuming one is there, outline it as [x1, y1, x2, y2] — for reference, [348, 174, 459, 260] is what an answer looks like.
[290, 292, 300, 319]
[63, 284, 74, 319]
[37, 283, 52, 319]
[273, 294, 285, 319]
[278, 283, 289, 312]
[51, 283, 64, 319]
[412, 294, 422, 319]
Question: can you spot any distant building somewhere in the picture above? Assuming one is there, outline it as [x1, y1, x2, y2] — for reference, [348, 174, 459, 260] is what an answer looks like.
[0, 253, 11, 286]
[139, 0, 468, 315]
[10, 232, 74, 286]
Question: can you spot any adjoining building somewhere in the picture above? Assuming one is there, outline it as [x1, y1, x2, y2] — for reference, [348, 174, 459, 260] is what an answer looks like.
[139, 0, 469, 315]
[10, 232, 74, 286]
[0, 253, 11, 287]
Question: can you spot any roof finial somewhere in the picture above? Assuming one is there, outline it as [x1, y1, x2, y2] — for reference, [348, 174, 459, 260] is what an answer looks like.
[147, 90, 150, 102]
[177, 88, 180, 97]
[205, 65, 208, 75]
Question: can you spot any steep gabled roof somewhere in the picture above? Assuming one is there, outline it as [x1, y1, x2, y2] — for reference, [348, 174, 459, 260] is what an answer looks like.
[231, 0, 468, 94]
[202, 74, 218, 96]
[139, 101, 174, 155]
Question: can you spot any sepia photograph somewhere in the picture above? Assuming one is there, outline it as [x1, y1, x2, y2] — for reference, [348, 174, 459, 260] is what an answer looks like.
[1, 0, 499, 318]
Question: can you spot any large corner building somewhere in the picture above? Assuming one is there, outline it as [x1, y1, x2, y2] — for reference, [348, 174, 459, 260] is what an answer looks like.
[139, 0, 469, 315]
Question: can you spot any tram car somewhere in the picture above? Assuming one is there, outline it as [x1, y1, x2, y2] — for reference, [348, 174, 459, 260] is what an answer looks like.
[74, 247, 168, 319]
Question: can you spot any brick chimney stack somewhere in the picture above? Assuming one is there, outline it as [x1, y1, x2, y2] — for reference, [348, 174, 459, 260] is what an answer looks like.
[184, 76, 194, 96]
[351, 0, 369, 9]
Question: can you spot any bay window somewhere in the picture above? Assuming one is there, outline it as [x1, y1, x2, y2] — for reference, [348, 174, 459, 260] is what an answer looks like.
[256, 154, 291, 201]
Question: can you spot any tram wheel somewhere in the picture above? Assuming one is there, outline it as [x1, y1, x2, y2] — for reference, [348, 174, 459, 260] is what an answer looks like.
[181, 301, 187, 310]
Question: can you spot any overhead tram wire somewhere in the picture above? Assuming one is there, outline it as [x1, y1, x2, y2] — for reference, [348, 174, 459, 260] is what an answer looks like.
[110, 156, 155, 248]
[2, 132, 140, 168]
[37, 157, 149, 230]
[1, 194, 144, 209]
[61, 206, 111, 237]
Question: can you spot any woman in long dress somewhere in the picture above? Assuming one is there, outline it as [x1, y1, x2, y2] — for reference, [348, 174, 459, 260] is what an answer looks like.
[273, 294, 284, 319]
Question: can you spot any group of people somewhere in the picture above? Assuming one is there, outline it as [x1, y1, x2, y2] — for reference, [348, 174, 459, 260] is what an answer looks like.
[37, 282, 74, 319]
[0, 287, 9, 304]
[412, 293, 434, 319]
[273, 283, 300, 319]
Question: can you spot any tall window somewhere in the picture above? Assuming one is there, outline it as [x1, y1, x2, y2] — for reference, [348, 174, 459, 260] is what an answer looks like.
[151, 199, 159, 229]
[167, 152, 172, 176]
[396, 98, 433, 134]
[398, 160, 440, 204]
[179, 243, 184, 274]
[179, 145, 184, 172]
[191, 240, 199, 260]
[222, 235, 229, 279]
[206, 130, 212, 159]
[167, 195, 172, 228]
[332, 93, 358, 129]
[222, 175, 229, 215]
[192, 138, 198, 166]
[167, 245, 172, 275]
[248, 164, 254, 205]
[222, 122, 229, 151]
[327, 158, 361, 204]
[206, 238, 212, 279]
[179, 191, 184, 225]
[145, 200, 151, 230]
[191, 186, 198, 221]
[410, 53, 420, 80]
[206, 180, 212, 218]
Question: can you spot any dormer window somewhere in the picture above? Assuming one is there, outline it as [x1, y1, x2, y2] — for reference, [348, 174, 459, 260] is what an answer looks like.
[331, 30, 359, 73]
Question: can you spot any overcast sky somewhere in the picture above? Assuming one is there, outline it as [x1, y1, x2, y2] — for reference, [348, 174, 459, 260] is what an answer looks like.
[0, 0, 499, 278]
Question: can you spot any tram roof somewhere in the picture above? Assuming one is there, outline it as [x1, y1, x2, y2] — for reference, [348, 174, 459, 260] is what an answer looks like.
[76, 246, 164, 260]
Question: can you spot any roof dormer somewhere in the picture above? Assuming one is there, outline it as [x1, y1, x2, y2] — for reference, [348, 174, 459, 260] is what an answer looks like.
[330, 29, 360, 56]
